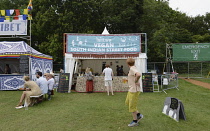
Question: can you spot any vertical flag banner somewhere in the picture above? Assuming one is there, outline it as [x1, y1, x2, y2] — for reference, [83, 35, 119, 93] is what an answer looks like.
[27, 0, 33, 11]
[27, 0, 33, 20]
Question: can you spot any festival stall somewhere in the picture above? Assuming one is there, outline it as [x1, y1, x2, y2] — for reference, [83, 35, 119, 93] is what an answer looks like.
[63, 29, 147, 93]
[0, 41, 53, 90]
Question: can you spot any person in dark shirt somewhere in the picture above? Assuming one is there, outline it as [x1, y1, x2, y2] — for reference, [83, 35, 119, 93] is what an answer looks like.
[116, 65, 120, 76]
[119, 65, 125, 76]
[5, 64, 11, 74]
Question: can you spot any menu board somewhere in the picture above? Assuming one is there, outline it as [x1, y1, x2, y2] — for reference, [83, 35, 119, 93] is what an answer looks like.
[57, 73, 70, 93]
[142, 73, 153, 92]
[19, 55, 29, 74]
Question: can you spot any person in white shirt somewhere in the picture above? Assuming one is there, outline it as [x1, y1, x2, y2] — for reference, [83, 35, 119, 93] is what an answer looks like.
[36, 72, 48, 95]
[46, 73, 55, 100]
[102, 64, 114, 96]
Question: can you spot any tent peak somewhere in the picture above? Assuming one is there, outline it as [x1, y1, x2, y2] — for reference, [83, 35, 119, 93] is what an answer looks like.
[102, 27, 109, 34]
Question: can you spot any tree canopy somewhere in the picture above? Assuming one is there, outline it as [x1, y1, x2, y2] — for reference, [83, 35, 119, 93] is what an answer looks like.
[1, 0, 210, 63]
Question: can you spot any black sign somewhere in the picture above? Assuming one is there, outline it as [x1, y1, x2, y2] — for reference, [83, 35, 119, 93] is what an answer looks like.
[57, 73, 70, 93]
[142, 73, 153, 92]
[19, 55, 29, 74]
[162, 97, 186, 122]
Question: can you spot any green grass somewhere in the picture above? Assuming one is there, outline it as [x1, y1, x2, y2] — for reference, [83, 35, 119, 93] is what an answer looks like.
[1, 79, 210, 131]
[192, 78, 210, 84]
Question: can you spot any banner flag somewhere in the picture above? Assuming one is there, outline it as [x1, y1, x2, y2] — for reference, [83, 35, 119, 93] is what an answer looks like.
[14, 9, 20, 20]
[18, 15, 23, 20]
[23, 9, 28, 15]
[5, 16, 10, 20]
[9, 16, 13, 22]
[1, 10, 5, 16]
[27, 0, 33, 11]
[20, 9, 24, 15]
[28, 14, 32, 20]
[6, 10, 10, 16]
[10, 9, 14, 15]
[23, 15, 27, 20]
[0, 17, 4, 22]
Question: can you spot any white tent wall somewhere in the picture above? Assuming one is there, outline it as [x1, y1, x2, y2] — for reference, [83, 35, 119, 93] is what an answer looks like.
[135, 53, 147, 92]
[65, 54, 76, 93]
[65, 53, 147, 93]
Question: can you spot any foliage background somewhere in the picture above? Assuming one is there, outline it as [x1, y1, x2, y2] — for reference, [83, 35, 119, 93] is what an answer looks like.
[1, 0, 210, 64]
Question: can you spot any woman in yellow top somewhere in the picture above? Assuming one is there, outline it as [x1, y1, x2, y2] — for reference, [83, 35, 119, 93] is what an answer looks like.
[16, 76, 42, 109]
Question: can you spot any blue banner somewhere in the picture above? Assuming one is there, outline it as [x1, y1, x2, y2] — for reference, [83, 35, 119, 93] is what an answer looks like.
[66, 34, 141, 53]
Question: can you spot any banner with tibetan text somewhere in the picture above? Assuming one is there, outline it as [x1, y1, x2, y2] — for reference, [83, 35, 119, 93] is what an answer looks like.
[0, 20, 27, 35]
[66, 34, 141, 54]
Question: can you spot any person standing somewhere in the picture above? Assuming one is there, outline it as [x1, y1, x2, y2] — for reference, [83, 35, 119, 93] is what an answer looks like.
[125, 58, 143, 127]
[102, 64, 114, 96]
[36, 71, 48, 95]
[46, 73, 55, 101]
[119, 65, 124, 76]
[5, 64, 11, 74]
[85, 67, 94, 93]
[116, 65, 120, 76]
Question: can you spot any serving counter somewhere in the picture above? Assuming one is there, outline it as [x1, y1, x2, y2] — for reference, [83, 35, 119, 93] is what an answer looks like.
[75, 76, 128, 92]
[0, 74, 24, 90]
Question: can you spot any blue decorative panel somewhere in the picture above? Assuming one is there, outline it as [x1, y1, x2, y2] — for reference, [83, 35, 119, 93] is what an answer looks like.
[0, 75, 25, 90]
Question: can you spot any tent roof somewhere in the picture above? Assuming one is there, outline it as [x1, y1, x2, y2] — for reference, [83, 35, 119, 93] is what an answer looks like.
[0, 41, 52, 59]
[102, 27, 109, 34]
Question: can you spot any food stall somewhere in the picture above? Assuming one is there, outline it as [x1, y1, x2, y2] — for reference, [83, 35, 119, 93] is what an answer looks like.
[0, 41, 53, 90]
[63, 32, 147, 93]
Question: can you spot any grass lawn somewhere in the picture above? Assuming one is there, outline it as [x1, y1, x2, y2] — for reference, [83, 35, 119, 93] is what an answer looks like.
[0, 79, 210, 131]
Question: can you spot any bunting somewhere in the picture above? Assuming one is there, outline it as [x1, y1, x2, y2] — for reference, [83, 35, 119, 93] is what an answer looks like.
[0, 0, 33, 22]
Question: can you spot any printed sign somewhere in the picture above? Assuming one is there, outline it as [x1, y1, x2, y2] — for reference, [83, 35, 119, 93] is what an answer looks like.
[66, 34, 141, 54]
[142, 73, 153, 92]
[0, 20, 27, 35]
[162, 97, 186, 122]
[173, 43, 210, 61]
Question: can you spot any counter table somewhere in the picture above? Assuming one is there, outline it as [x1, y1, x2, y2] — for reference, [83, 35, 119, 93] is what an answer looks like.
[76, 76, 129, 92]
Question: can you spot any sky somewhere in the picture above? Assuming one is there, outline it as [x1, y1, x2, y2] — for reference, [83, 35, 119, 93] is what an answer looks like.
[169, 0, 210, 17]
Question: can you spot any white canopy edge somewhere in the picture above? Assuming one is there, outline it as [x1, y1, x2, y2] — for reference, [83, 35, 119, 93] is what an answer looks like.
[65, 53, 147, 93]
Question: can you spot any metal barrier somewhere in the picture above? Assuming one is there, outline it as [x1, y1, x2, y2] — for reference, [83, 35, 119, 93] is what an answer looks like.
[161, 73, 179, 94]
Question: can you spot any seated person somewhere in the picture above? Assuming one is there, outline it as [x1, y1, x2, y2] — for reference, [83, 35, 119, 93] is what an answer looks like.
[36, 71, 48, 94]
[16, 76, 42, 109]
[46, 73, 55, 101]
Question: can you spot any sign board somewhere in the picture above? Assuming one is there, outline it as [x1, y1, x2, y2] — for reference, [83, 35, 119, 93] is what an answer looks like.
[66, 34, 141, 54]
[142, 73, 153, 92]
[19, 55, 29, 74]
[173, 43, 210, 61]
[57, 73, 70, 93]
[0, 20, 27, 35]
[162, 97, 186, 122]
